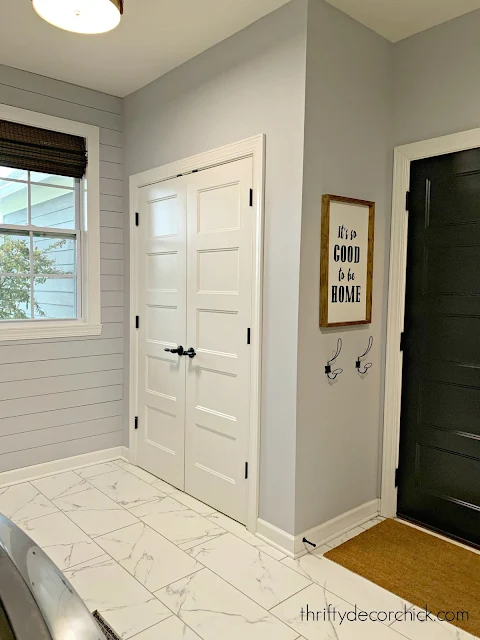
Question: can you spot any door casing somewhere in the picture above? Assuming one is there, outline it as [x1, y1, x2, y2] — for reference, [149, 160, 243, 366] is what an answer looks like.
[381, 126, 480, 519]
[129, 135, 265, 533]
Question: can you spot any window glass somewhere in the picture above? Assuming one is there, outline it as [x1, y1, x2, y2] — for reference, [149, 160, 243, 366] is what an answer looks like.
[0, 231, 30, 273]
[30, 172, 75, 188]
[33, 234, 76, 276]
[0, 169, 80, 322]
[0, 180, 28, 225]
[0, 276, 31, 320]
[0, 166, 28, 181]
[34, 277, 77, 320]
[31, 184, 75, 229]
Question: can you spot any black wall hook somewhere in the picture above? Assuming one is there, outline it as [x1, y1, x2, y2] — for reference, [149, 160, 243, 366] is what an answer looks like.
[325, 338, 343, 380]
[356, 336, 373, 374]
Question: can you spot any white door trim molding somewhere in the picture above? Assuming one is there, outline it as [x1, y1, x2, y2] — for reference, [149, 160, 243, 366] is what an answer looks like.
[129, 135, 265, 533]
[381, 127, 480, 518]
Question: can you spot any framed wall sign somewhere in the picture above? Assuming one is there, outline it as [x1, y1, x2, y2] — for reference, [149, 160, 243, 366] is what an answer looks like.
[320, 194, 375, 327]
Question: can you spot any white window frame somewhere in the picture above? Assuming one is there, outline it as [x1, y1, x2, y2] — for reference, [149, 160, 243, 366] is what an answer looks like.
[0, 104, 101, 341]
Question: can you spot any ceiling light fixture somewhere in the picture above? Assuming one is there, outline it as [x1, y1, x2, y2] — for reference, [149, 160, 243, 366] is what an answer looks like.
[32, 0, 124, 35]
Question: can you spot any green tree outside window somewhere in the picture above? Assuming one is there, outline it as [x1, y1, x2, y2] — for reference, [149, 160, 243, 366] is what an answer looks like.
[0, 236, 66, 319]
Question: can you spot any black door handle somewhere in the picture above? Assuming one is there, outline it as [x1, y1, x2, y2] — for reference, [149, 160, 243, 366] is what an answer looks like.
[183, 348, 197, 359]
[164, 345, 184, 356]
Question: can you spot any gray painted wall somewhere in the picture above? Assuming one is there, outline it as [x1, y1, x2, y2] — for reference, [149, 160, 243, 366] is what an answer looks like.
[394, 9, 480, 145]
[2, 0, 474, 535]
[0, 65, 124, 472]
[295, 0, 393, 533]
[123, 0, 308, 534]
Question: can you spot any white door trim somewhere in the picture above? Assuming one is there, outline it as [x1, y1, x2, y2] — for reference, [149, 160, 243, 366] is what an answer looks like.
[381, 126, 480, 518]
[129, 135, 265, 533]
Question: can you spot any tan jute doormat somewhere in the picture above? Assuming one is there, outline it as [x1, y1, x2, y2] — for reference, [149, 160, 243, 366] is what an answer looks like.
[324, 518, 480, 637]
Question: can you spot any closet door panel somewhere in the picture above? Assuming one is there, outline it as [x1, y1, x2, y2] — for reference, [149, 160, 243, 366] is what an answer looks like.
[136, 177, 187, 489]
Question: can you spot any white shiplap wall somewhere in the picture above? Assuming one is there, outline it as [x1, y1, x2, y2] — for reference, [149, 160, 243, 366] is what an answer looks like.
[0, 65, 124, 472]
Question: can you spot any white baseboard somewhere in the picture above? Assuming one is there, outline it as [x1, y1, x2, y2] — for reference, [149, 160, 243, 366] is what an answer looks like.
[120, 446, 131, 462]
[0, 447, 125, 488]
[256, 499, 380, 559]
[295, 498, 380, 556]
[256, 519, 296, 558]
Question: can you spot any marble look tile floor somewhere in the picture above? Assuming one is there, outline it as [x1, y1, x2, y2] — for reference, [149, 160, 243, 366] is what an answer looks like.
[0, 459, 476, 640]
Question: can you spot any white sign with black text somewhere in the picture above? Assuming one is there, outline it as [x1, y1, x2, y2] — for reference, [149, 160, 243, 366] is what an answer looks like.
[320, 195, 374, 327]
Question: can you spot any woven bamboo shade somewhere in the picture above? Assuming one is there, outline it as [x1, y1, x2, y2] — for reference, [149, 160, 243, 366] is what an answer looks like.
[0, 120, 87, 179]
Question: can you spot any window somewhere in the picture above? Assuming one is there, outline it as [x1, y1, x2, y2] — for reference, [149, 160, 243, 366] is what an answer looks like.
[0, 104, 101, 341]
[0, 167, 81, 321]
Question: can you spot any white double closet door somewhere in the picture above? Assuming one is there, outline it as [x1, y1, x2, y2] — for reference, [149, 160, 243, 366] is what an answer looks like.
[136, 157, 254, 524]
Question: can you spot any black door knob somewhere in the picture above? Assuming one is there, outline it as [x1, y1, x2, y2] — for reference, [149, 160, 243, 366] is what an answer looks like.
[164, 345, 184, 356]
[183, 347, 197, 359]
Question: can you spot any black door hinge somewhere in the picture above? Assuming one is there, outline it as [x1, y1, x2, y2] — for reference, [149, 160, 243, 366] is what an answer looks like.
[405, 191, 410, 211]
[135, 211, 139, 226]
[135, 316, 140, 329]
[247, 328, 251, 345]
[395, 468, 400, 487]
[400, 332, 405, 351]
[135, 416, 139, 430]
[245, 462, 249, 479]
[249, 189, 253, 207]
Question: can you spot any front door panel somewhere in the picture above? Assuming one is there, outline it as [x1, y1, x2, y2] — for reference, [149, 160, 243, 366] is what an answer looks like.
[398, 149, 480, 548]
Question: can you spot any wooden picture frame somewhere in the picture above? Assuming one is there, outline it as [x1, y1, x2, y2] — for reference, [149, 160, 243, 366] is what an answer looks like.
[320, 194, 375, 327]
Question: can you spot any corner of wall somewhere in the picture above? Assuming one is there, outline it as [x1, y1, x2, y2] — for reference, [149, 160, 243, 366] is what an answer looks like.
[294, 0, 394, 535]
[123, 0, 310, 537]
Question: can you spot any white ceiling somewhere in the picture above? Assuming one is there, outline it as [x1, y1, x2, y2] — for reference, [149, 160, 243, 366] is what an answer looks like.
[1, 1, 479, 97]
[0, 0, 290, 97]
[325, 0, 480, 43]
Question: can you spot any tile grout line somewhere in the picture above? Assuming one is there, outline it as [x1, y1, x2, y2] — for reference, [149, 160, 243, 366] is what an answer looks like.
[20, 475, 129, 575]
[13, 465, 145, 578]
[154, 552, 314, 625]
[30, 473, 93, 502]
[203, 512, 287, 561]
[70, 480, 308, 636]
[19, 464, 400, 638]
[26, 464, 269, 632]
[79, 477, 229, 547]
[64, 552, 177, 639]
[156, 546, 416, 640]
[59, 541, 176, 630]
[75, 472, 314, 622]
[21, 464, 345, 565]
[74, 466, 238, 552]
[21, 463, 287, 594]
[152, 566, 290, 634]
[69, 459, 164, 510]
[24, 468, 353, 637]
[42, 545, 107, 573]
[123, 614, 176, 640]
[275, 548, 420, 633]
[266, 584, 314, 612]
[266, 583, 413, 639]
[142, 609, 204, 640]
[90, 511, 217, 545]
[21, 461, 131, 528]
[15, 472, 465, 640]
[187, 523, 285, 561]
